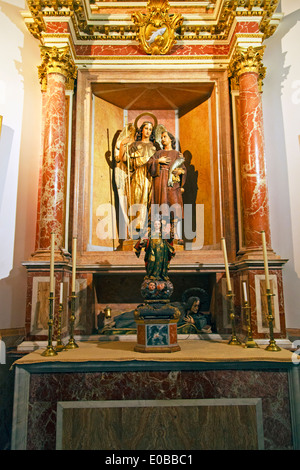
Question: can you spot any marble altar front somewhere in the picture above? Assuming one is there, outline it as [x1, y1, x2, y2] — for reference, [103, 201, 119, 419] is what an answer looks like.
[11, 340, 300, 450]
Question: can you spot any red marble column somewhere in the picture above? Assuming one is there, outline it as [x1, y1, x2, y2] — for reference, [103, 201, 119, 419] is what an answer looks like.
[33, 46, 76, 258]
[238, 70, 271, 251]
[39, 72, 66, 253]
[231, 46, 272, 255]
[229, 47, 287, 340]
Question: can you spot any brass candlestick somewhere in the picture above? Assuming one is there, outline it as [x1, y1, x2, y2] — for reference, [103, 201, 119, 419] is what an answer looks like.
[65, 292, 79, 349]
[265, 288, 281, 352]
[55, 303, 66, 352]
[104, 306, 111, 319]
[42, 293, 58, 357]
[243, 301, 259, 348]
[227, 291, 241, 346]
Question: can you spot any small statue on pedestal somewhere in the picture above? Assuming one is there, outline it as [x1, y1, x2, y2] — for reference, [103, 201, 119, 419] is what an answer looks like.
[134, 217, 174, 279]
[133, 217, 181, 352]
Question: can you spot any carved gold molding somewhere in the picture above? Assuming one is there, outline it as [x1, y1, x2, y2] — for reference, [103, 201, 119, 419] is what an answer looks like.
[24, 0, 280, 43]
[132, 0, 183, 55]
[229, 45, 266, 90]
[38, 45, 77, 90]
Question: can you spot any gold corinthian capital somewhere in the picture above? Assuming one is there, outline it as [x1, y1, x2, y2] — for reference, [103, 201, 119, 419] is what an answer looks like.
[229, 45, 266, 91]
[38, 45, 77, 91]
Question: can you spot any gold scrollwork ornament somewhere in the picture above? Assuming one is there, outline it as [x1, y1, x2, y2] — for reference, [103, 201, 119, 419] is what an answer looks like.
[132, 0, 183, 55]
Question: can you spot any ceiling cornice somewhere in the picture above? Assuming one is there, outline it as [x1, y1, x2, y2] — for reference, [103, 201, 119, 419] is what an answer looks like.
[22, 0, 281, 45]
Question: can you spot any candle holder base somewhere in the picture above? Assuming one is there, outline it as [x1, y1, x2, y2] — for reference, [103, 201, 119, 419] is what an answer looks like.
[244, 339, 259, 349]
[228, 336, 242, 346]
[41, 346, 58, 357]
[265, 340, 281, 352]
[65, 339, 79, 349]
[55, 344, 67, 352]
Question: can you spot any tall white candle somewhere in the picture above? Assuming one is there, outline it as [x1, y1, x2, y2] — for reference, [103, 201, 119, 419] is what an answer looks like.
[72, 237, 77, 292]
[261, 231, 270, 290]
[242, 281, 248, 303]
[221, 237, 232, 291]
[50, 232, 55, 294]
[59, 282, 63, 304]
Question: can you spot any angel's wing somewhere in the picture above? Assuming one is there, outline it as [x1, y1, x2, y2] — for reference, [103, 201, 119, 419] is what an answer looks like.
[114, 123, 136, 161]
[154, 124, 167, 148]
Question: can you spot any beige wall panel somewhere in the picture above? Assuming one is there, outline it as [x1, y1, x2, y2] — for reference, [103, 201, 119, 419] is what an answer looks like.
[92, 97, 123, 248]
[180, 98, 219, 246]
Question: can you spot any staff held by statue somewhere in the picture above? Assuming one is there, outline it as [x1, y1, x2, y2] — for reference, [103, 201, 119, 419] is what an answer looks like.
[124, 115, 132, 239]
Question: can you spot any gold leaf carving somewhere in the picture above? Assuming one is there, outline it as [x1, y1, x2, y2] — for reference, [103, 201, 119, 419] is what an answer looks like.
[229, 45, 266, 89]
[132, 0, 183, 55]
[38, 45, 77, 90]
[24, 0, 281, 44]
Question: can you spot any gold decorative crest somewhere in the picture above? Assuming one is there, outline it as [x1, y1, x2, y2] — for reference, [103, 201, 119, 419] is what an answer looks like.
[132, 0, 183, 55]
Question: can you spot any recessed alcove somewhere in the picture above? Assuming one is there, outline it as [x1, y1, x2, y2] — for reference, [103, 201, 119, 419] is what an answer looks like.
[74, 68, 236, 264]
[89, 80, 222, 251]
[49, 67, 237, 339]
[93, 272, 215, 328]
[91, 82, 214, 113]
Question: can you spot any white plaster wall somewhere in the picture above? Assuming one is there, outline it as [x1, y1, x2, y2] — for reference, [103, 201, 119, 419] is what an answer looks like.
[263, 1, 300, 328]
[0, 0, 41, 328]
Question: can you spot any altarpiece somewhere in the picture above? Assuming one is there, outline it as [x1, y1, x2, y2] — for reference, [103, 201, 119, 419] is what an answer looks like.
[20, 0, 287, 347]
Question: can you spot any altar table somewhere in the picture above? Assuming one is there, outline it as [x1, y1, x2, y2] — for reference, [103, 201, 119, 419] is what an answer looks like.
[11, 339, 300, 450]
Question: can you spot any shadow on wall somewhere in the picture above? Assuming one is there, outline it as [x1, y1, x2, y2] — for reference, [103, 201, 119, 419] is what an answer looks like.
[0, 125, 14, 207]
[0, 0, 41, 327]
[263, 6, 300, 327]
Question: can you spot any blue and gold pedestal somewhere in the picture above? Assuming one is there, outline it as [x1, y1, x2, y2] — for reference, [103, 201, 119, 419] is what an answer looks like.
[134, 279, 181, 353]
[135, 317, 181, 353]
